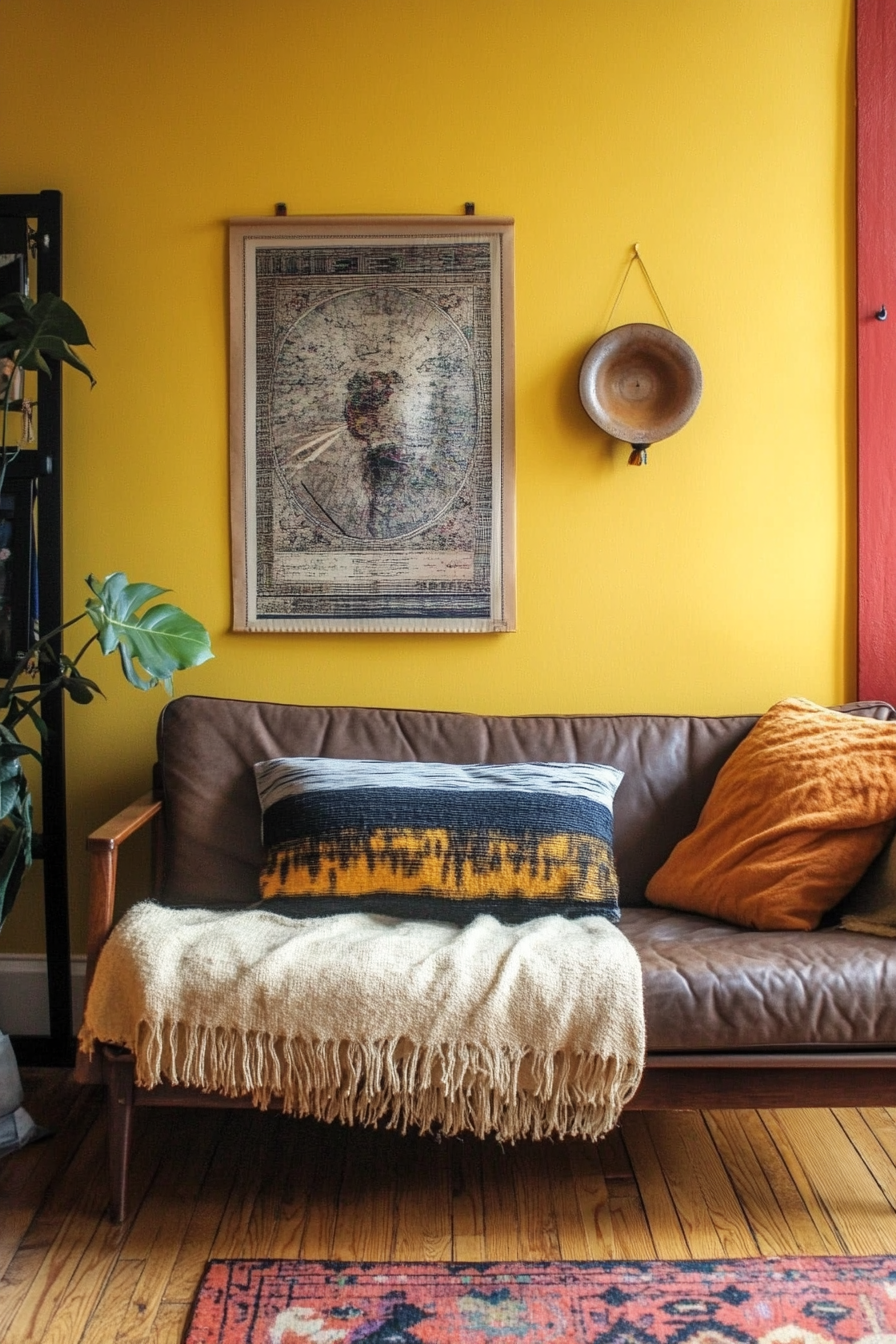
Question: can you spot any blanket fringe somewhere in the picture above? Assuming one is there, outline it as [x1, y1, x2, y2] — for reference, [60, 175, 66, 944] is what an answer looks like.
[80, 1019, 641, 1142]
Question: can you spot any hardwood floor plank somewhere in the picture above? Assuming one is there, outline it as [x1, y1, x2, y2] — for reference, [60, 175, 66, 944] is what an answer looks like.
[0, 1109, 169, 1344]
[480, 1139, 523, 1261]
[703, 1110, 801, 1256]
[331, 1124, 400, 1261]
[243, 1114, 304, 1259]
[644, 1112, 758, 1258]
[765, 1109, 896, 1254]
[835, 1107, 896, 1212]
[207, 1111, 282, 1261]
[574, 1128, 652, 1263]
[564, 1138, 619, 1258]
[16, 1067, 62, 1111]
[253, 1115, 319, 1260]
[508, 1143, 562, 1261]
[450, 1137, 485, 1260]
[857, 1106, 896, 1167]
[0, 1120, 111, 1343]
[213, 1112, 297, 1262]
[830, 1107, 896, 1213]
[118, 1110, 223, 1261]
[641, 1113, 724, 1258]
[149, 1300, 194, 1344]
[0, 1071, 83, 1203]
[37, 1217, 135, 1344]
[619, 1113, 689, 1258]
[0, 1082, 102, 1280]
[112, 1111, 226, 1342]
[76, 1259, 143, 1344]
[732, 1110, 837, 1255]
[393, 1132, 452, 1262]
[160, 1109, 256, 1303]
[594, 1128, 657, 1258]
[547, 1142, 607, 1259]
[296, 1118, 349, 1260]
[756, 1110, 845, 1252]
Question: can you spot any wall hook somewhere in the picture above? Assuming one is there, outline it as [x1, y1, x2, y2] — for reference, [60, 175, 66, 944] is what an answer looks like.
[876, 305, 888, 321]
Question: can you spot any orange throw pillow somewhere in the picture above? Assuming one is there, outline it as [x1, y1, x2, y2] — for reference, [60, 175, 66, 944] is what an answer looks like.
[645, 698, 896, 931]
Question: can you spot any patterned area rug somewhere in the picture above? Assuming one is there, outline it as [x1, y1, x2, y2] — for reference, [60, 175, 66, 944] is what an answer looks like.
[185, 1257, 896, 1344]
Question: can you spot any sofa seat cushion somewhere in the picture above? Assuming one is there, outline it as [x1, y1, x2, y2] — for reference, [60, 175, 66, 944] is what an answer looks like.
[620, 907, 896, 1052]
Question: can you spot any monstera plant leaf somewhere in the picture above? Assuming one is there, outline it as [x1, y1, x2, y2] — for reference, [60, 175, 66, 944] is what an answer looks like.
[84, 572, 214, 693]
[0, 787, 31, 932]
[0, 292, 94, 384]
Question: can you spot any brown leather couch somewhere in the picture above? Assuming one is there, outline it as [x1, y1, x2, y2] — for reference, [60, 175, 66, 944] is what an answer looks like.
[80, 695, 896, 1219]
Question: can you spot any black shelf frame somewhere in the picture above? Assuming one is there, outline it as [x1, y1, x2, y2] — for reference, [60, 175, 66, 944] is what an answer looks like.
[0, 190, 72, 1066]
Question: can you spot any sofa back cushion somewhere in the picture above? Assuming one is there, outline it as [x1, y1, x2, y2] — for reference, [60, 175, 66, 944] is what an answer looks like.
[155, 696, 896, 910]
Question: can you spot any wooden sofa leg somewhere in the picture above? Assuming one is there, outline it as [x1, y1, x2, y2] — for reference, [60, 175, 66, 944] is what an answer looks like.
[102, 1045, 135, 1224]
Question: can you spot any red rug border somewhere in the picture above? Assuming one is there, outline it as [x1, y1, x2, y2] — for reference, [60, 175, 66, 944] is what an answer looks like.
[185, 1254, 896, 1344]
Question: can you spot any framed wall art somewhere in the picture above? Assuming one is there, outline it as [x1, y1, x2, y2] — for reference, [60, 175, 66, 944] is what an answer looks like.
[229, 214, 515, 633]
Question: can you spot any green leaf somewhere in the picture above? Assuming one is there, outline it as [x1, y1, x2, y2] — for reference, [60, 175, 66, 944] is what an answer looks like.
[63, 675, 96, 704]
[85, 571, 170, 618]
[24, 333, 94, 382]
[0, 770, 24, 821]
[24, 704, 48, 741]
[0, 290, 94, 387]
[29, 293, 89, 346]
[0, 747, 31, 781]
[0, 293, 33, 321]
[0, 724, 30, 783]
[0, 795, 32, 933]
[17, 348, 51, 377]
[84, 571, 213, 694]
[0, 778, 16, 808]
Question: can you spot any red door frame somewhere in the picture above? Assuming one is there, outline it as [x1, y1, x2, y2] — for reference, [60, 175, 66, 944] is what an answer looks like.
[857, 0, 896, 702]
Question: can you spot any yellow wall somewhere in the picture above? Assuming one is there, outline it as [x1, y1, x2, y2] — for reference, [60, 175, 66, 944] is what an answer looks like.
[1, 0, 854, 952]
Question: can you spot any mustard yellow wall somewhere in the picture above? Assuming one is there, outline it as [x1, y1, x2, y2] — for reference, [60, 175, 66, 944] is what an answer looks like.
[1, 0, 854, 952]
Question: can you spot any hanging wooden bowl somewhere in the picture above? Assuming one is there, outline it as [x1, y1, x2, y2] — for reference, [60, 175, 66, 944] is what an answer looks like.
[579, 322, 702, 444]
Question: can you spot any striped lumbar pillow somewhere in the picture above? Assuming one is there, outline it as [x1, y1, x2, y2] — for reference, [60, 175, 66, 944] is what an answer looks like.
[253, 756, 624, 924]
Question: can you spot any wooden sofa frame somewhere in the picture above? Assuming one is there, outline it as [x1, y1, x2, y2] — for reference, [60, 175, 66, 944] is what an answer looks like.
[83, 794, 896, 1222]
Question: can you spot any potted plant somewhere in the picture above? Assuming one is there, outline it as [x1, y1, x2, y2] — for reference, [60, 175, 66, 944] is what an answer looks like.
[0, 290, 212, 1154]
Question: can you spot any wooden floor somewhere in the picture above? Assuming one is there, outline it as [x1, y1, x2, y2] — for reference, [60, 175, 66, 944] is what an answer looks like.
[4, 1073, 896, 1343]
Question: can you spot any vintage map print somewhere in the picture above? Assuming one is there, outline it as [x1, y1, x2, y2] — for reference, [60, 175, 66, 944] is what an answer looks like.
[230, 216, 515, 632]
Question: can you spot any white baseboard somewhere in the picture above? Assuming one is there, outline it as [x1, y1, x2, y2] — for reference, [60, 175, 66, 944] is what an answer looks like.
[0, 954, 87, 1037]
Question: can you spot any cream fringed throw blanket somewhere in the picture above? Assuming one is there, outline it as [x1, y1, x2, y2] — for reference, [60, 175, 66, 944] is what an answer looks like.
[79, 902, 645, 1142]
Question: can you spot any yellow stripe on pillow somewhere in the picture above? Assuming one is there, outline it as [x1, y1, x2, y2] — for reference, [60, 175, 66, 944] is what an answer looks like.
[260, 828, 616, 903]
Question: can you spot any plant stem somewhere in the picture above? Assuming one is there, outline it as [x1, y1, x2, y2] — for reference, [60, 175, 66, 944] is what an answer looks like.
[70, 632, 98, 667]
[0, 366, 13, 499]
[1, 622, 100, 734]
[3, 611, 88, 696]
